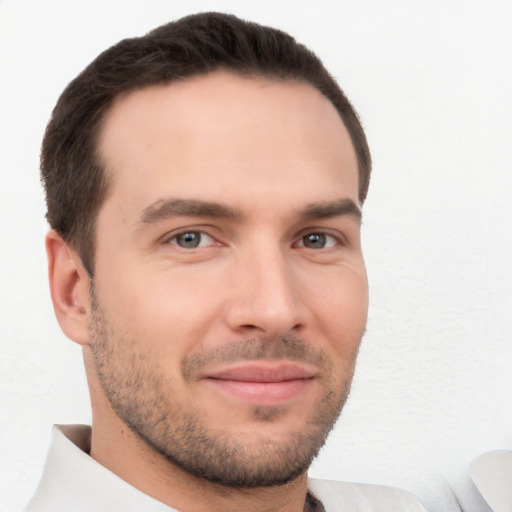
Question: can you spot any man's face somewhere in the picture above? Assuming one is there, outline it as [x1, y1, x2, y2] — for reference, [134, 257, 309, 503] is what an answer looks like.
[89, 72, 368, 486]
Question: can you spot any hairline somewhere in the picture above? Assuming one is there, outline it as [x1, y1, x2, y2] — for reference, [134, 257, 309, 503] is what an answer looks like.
[82, 69, 364, 276]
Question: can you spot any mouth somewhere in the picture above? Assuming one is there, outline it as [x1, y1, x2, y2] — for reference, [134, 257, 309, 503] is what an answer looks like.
[202, 363, 316, 406]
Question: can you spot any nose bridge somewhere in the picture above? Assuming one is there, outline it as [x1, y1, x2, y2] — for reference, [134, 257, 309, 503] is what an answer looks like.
[227, 239, 302, 336]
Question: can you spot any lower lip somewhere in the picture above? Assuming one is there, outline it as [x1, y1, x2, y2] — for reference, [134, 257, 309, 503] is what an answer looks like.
[205, 378, 312, 406]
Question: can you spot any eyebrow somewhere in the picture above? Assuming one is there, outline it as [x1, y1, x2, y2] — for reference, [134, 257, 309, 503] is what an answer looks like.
[140, 198, 244, 224]
[138, 197, 361, 225]
[299, 198, 362, 222]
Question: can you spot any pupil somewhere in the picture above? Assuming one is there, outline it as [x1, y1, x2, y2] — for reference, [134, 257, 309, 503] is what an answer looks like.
[178, 232, 200, 248]
[304, 233, 326, 248]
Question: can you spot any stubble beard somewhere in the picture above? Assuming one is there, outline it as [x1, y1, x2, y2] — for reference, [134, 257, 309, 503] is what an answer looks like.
[88, 287, 358, 488]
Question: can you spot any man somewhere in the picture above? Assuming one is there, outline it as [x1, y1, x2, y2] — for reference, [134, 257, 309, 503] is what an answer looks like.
[27, 12, 426, 512]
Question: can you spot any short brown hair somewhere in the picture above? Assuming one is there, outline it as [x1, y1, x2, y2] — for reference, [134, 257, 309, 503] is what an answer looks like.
[41, 12, 371, 276]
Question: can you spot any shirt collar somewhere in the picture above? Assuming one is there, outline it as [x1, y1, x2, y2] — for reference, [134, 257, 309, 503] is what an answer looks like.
[25, 424, 176, 512]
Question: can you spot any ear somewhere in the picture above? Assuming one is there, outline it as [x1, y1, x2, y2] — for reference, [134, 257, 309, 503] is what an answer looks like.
[46, 230, 91, 345]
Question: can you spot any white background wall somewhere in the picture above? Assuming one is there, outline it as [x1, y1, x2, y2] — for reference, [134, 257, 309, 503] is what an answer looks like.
[1, 2, 510, 511]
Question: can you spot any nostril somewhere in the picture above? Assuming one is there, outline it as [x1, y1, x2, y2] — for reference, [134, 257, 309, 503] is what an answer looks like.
[288, 324, 303, 336]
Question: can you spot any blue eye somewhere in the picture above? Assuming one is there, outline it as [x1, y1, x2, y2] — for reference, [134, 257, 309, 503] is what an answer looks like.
[170, 231, 214, 249]
[299, 233, 337, 249]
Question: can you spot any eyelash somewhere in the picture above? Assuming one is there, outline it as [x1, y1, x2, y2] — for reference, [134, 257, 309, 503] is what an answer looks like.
[295, 232, 341, 249]
[166, 230, 218, 249]
[165, 228, 346, 251]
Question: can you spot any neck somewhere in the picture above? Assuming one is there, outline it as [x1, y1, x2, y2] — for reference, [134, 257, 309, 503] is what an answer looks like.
[89, 418, 309, 512]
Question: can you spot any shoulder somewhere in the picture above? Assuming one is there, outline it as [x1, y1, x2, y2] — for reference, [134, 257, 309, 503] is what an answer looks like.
[308, 478, 426, 512]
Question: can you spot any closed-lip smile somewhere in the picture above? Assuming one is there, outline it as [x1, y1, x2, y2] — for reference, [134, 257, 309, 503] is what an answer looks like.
[202, 362, 316, 406]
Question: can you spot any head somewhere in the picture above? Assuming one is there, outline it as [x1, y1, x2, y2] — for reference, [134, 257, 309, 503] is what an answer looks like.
[44, 13, 371, 491]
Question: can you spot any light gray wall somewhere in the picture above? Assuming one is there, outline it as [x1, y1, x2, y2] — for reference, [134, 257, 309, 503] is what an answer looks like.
[1, 2, 511, 511]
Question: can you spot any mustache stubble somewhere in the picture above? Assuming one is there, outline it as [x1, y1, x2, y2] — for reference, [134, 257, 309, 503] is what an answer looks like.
[181, 336, 333, 382]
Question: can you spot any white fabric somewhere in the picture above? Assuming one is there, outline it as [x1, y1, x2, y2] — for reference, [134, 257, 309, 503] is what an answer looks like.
[25, 425, 426, 512]
[470, 450, 512, 512]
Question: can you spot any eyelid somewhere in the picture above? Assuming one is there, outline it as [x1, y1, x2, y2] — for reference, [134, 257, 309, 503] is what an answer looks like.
[161, 226, 222, 248]
[294, 228, 348, 248]
[170, 231, 215, 248]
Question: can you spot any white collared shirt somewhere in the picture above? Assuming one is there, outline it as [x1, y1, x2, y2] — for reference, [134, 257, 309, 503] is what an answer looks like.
[25, 425, 426, 512]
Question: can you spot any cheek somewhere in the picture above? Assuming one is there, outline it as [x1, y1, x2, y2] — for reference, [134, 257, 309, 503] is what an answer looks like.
[94, 264, 224, 358]
[307, 265, 368, 352]
[336, 273, 368, 334]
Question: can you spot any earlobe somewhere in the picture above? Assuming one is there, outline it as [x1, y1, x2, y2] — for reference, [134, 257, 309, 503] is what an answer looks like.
[46, 230, 91, 345]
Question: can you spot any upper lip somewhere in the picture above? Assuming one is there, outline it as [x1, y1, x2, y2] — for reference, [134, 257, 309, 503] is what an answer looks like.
[203, 363, 316, 383]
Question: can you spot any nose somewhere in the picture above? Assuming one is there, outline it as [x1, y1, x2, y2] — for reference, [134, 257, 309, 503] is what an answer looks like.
[224, 246, 307, 338]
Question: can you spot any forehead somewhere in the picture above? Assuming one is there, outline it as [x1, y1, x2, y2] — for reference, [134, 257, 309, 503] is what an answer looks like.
[97, 72, 359, 220]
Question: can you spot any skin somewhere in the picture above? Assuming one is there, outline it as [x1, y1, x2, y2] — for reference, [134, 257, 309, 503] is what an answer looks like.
[47, 72, 368, 512]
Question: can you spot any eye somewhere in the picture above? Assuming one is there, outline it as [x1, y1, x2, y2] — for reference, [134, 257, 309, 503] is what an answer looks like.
[297, 232, 338, 249]
[168, 231, 215, 249]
